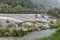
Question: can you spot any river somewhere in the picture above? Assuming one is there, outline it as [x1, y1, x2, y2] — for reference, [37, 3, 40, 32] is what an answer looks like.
[0, 29, 55, 40]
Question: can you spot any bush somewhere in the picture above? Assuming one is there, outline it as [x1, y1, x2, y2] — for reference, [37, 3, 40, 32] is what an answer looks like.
[25, 25, 36, 32]
[39, 25, 46, 30]
[12, 29, 18, 37]
[0, 28, 9, 37]
[49, 20, 60, 29]
[17, 29, 25, 37]
[12, 29, 25, 37]
[49, 24, 57, 29]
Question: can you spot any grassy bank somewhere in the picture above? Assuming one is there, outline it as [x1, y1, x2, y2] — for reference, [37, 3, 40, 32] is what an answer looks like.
[0, 28, 25, 37]
[0, 25, 37, 37]
[39, 20, 60, 40]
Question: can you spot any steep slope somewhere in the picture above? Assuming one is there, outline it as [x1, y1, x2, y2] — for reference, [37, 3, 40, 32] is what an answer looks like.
[32, 0, 60, 10]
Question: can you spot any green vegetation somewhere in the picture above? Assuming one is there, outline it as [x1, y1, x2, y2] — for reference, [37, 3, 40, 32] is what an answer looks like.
[25, 25, 36, 32]
[49, 21, 57, 29]
[6, 20, 10, 23]
[0, 24, 37, 37]
[49, 20, 60, 29]
[0, 0, 44, 13]
[32, 0, 59, 9]
[0, 0, 32, 13]
[0, 0, 60, 14]
[39, 20, 60, 40]
[0, 28, 25, 37]
[48, 8, 60, 18]
[49, 24, 57, 29]
[39, 25, 46, 30]
[12, 29, 25, 37]
[0, 28, 9, 37]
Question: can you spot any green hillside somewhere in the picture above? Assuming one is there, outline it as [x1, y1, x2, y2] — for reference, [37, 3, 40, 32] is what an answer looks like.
[32, 0, 60, 10]
[0, 0, 46, 13]
[0, 0, 60, 13]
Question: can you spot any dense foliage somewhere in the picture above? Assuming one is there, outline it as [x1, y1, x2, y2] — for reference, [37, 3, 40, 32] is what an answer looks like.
[0, 0, 44, 13]
[12, 29, 25, 37]
[48, 8, 60, 18]
[0, 28, 9, 37]
[0, 28, 25, 37]
[39, 20, 60, 40]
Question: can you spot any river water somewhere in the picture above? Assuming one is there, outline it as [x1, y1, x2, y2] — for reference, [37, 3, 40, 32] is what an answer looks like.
[0, 29, 55, 40]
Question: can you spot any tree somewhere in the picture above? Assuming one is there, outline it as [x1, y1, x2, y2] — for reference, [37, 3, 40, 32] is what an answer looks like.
[0, 3, 12, 12]
[48, 7, 60, 18]
[6, 20, 10, 23]
[0, 0, 45, 13]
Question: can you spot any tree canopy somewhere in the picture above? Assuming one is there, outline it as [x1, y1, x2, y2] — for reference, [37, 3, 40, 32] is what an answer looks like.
[48, 8, 60, 18]
[0, 0, 46, 13]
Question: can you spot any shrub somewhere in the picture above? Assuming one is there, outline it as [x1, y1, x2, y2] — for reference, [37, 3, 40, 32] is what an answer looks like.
[25, 25, 36, 32]
[49, 20, 60, 29]
[39, 25, 46, 30]
[12, 29, 18, 37]
[49, 24, 57, 29]
[17, 29, 25, 37]
[0, 28, 9, 37]
[12, 29, 25, 37]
